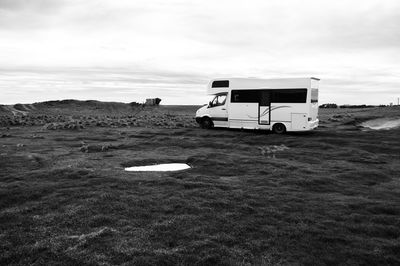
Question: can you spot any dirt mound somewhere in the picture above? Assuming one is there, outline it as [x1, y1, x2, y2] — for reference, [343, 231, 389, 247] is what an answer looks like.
[0, 105, 28, 116]
[0, 105, 9, 114]
[14, 104, 36, 112]
[33, 100, 133, 114]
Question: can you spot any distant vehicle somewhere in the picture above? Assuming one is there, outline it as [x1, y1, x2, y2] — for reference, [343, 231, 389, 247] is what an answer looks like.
[195, 78, 319, 133]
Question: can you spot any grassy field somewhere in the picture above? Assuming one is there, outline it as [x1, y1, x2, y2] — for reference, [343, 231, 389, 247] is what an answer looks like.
[1, 103, 400, 265]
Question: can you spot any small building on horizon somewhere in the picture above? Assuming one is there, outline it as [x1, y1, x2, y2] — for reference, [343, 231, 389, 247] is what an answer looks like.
[145, 98, 161, 106]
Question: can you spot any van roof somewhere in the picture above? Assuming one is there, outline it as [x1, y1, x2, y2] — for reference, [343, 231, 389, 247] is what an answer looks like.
[207, 77, 319, 94]
[210, 77, 319, 83]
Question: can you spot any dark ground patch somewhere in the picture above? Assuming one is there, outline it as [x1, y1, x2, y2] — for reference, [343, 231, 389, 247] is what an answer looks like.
[1, 106, 400, 265]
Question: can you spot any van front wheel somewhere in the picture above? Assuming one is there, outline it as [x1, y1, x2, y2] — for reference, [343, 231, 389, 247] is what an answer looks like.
[201, 117, 214, 129]
[272, 123, 286, 134]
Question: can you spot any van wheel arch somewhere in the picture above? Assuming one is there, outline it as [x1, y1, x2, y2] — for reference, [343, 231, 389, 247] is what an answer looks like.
[201, 117, 214, 129]
[272, 123, 286, 134]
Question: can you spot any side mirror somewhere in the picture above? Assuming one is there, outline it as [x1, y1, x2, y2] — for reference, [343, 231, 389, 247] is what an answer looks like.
[208, 101, 212, 107]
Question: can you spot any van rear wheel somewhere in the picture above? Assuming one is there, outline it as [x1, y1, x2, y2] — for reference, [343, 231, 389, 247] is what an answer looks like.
[272, 123, 286, 134]
[201, 117, 214, 129]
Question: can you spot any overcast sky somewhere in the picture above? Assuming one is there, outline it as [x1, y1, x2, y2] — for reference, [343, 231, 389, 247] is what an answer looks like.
[1, 0, 399, 105]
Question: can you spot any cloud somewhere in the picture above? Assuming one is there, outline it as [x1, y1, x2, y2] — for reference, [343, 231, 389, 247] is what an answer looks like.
[0, 0, 63, 11]
[0, 0, 68, 30]
[0, 0, 399, 105]
[0, 66, 209, 104]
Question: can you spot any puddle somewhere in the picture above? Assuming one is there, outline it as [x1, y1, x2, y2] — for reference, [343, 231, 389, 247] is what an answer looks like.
[125, 163, 191, 172]
[361, 118, 400, 130]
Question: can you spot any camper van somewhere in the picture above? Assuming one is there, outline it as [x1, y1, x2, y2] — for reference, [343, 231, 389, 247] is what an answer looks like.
[195, 78, 319, 133]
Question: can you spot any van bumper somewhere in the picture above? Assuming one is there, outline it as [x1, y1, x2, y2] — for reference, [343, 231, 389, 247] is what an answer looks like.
[309, 119, 319, 130]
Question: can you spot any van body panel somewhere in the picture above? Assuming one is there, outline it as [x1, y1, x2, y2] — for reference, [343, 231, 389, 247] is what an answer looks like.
[228, 103, 258, 123]
[291, 113, 308, 130]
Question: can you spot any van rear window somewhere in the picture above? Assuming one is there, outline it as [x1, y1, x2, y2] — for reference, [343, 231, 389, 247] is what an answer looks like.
[311, 89, 318, 103]
[212, 80, 229, 88]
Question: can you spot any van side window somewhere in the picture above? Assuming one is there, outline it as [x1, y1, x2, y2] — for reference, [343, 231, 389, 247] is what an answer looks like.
[212, 80, 229, 88]
[210, 94, 227, 107]
[217, 95, 226, 105]
[259, 90, 270, 106]
[231, 90, 260, 103]
[231, 89, 307, 103]
[271, 89, 307, 103]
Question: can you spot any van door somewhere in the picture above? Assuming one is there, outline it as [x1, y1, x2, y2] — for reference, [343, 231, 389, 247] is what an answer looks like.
[229, 90, 260, 128]
[259, 90, 271, 125]
[208, 94, 228, 127]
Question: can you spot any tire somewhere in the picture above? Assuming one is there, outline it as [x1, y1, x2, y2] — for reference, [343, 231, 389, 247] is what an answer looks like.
[201, 117, 214, 129]
[272, 123, 286, 134]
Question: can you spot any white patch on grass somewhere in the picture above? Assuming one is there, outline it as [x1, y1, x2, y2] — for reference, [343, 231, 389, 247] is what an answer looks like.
[361, 119, 400, 130]
[125, 163, 191, 172]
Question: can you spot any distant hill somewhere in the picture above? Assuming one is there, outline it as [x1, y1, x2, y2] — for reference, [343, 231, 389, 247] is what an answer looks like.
[0, 100, 200, 117]
[36, 100, 133, 114]
[0, 100, 136, 116]
[0, 99, 200, 128]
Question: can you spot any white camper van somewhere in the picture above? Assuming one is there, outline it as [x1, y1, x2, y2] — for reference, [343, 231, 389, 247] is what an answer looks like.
[195, 78, 319, 133]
